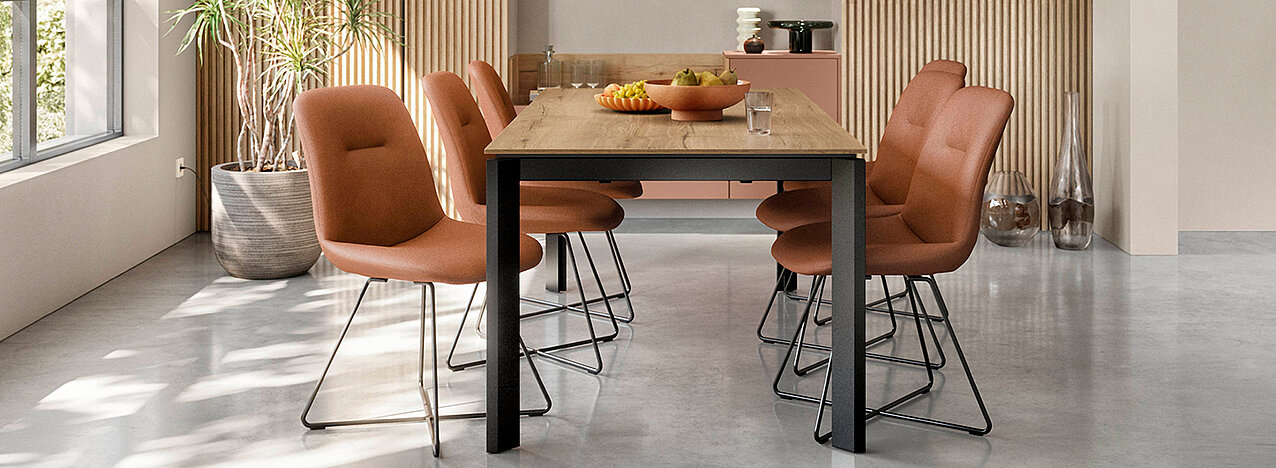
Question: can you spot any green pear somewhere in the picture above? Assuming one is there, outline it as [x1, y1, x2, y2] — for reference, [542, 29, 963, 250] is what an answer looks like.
[698, 71, 723, 86]
[718, 69, 738, 85]
[672, 68, 699, 86]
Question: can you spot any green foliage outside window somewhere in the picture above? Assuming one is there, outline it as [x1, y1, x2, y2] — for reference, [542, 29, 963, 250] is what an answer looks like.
[1, 0, 68, 155]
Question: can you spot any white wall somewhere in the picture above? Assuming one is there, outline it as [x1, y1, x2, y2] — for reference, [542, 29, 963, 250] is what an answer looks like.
[1178, 0, 1276, 231]
[1092, 0, 1179, 255]
[515, 0, 842, 54]
[1092, 0, 1132, 251]
[0, 0, 197, 340]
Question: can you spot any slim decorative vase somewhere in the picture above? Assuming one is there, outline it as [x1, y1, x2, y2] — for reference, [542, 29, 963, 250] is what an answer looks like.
[736, 8, 762, 51]
[981, 171, 1040, 247]
[1048, 91, 1094, 250]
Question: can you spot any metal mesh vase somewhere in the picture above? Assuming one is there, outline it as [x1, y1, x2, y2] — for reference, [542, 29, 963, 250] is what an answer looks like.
[981, 171, 1040, 247]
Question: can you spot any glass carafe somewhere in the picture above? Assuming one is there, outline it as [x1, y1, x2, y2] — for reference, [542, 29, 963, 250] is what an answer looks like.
[1048, 91, 1094, 250]
[537, 45, 562, 90]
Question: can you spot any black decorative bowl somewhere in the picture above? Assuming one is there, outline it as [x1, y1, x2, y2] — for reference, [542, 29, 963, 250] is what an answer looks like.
[768, 20, 834, 53]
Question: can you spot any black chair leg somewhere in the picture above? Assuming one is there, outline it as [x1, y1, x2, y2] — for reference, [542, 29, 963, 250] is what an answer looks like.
[301, 279, 552, 458]
[516, 231, 636, 323]
[447, 233, 621, 374]
[811, 275, 993, 441]
[758, 270, 943, 370]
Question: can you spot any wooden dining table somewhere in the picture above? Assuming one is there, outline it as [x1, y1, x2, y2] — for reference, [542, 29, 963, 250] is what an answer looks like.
[483, 87, 869, 453]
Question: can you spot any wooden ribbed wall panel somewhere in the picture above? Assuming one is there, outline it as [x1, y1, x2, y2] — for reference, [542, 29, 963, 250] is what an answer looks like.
[197, 1, 1088, 228]
[195, 0, 508, 229]
[404, 0, 509, 217]
[843, 1, 1091, 225]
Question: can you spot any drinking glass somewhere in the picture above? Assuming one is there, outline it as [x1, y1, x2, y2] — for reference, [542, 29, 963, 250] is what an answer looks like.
[569, 61, 586, 88]
[587, 60, 604, 88]
[746, 91, 773, 135]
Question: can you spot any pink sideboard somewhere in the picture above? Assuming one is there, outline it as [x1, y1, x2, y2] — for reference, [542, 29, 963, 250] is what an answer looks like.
[725, 50, 841, 124]
[723, 50, 842, 199]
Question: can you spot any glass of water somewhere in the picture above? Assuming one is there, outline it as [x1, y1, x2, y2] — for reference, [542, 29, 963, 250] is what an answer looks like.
[587, 60, 604, 88]
[746, 91, 773, 135]
[569, 61, 587, 88]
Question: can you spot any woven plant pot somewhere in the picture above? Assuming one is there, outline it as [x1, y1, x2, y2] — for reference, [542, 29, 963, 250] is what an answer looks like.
[210, 162, 320, 279]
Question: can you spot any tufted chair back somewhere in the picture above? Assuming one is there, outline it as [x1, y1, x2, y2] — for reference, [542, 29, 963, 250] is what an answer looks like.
[902, 86, 1015, 255]
[420, 71, 496, 214]
[467, 60, 518, 140]
[294, 85, 447, 247]
[866, 65, 967, 204]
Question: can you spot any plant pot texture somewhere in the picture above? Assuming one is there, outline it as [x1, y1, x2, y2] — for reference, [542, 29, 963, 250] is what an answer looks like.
[211, 162, 321, 279]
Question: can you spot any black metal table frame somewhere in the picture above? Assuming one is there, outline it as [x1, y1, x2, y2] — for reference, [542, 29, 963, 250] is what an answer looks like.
[485, 154, 867, 453]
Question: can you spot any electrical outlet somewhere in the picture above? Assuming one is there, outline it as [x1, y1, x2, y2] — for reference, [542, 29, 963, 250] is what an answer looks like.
[176, 158, 185, 178]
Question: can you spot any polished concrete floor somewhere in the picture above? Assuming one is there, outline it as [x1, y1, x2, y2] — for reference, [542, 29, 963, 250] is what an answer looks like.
[2, 231, 1275, 467]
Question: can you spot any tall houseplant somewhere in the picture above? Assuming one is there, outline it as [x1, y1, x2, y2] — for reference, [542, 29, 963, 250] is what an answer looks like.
[171, 0, 397, 279]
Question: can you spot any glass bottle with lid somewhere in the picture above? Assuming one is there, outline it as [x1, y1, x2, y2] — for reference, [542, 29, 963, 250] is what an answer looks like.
[537, 45, 562, 90]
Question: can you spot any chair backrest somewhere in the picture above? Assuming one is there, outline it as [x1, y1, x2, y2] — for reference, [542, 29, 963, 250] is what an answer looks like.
[294, 85, 447, 246]
[902, 86, 1015, 252]
[867, 61, 967, 205]
[420, 71, 494, 215]
[468, 60, 518, 140]
[919, 59, 967, 77]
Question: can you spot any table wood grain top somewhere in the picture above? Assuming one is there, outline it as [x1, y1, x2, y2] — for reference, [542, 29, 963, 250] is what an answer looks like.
[486, 88, 866, 156]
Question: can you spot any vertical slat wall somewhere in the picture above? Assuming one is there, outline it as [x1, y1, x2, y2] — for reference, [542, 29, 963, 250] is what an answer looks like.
[843, 0, 1091, 225]
[195, 47, 235, 230]
[195, 0, 508, 229]
[405, 0, 508, 217]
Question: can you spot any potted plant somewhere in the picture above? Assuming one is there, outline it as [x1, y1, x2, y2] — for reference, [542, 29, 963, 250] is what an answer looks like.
[170, 0, 397, 279]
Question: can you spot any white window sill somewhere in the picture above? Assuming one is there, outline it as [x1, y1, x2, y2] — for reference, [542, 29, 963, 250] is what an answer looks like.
[0, 135, 157, 191]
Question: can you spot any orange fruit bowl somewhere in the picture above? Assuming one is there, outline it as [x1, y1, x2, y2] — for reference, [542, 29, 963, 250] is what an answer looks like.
[594, 94, 667, 112]
[643, 79, 751, 121]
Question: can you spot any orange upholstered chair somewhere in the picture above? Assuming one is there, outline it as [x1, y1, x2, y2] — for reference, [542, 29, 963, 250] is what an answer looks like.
[767, 86, 1014, 440]
[756, 60, 967, 230]
[755, 61, 967, 352]
[468, 60, 644, 200]
[422, 70, 625, 374]
[293, 85, 551, 457]
[468, 60, 640, 323]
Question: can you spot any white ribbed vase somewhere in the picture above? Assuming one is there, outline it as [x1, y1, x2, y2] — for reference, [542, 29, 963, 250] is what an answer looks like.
[736, 7, 762, 51]
[211, 162, 321, 279]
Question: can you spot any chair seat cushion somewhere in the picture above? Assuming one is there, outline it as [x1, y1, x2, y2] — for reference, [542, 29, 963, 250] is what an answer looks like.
[459, 186, 625, 234]
[321, 218, 542, 285]
[755, 185, 902, 232]
[770, 217, 966, 277]
[521, 180, 643, 199]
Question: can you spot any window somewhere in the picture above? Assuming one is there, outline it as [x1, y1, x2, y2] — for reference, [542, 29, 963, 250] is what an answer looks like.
[1, 0, 122, 173]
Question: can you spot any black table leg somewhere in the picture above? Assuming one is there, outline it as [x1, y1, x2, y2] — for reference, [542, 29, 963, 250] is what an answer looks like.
[486, 158, 521, 453]
[775, 181, 797, 292]
[830, 157, 866, 453]
[545, 233, 567, 292]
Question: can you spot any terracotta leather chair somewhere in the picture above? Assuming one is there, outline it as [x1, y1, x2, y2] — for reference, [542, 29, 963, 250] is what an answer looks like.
[293, 85, 551, 457]
[469, 60, 644, 200]
[422, 70, 624, 375]
[755, 62, 967, 357]
[468, 59, 638, 323]
[767, 86, 1014, 440]
[756, 60, 967, 229]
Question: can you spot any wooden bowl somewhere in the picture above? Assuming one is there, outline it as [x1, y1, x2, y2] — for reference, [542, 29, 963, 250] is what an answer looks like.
[643, 79, 752, 121]
[594, 94, 667, 112]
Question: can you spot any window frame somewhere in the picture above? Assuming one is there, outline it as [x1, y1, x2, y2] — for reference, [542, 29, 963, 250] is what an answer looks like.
[0, 0, 123, 173]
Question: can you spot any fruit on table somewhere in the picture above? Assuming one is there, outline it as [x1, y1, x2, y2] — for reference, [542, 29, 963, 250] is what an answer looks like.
[672, 68, 700, 86]
[697, 71, 724, 86]
[718, 69, 738, 85]
[606, 80, 650, 99]
[671, 68, 742, 86]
